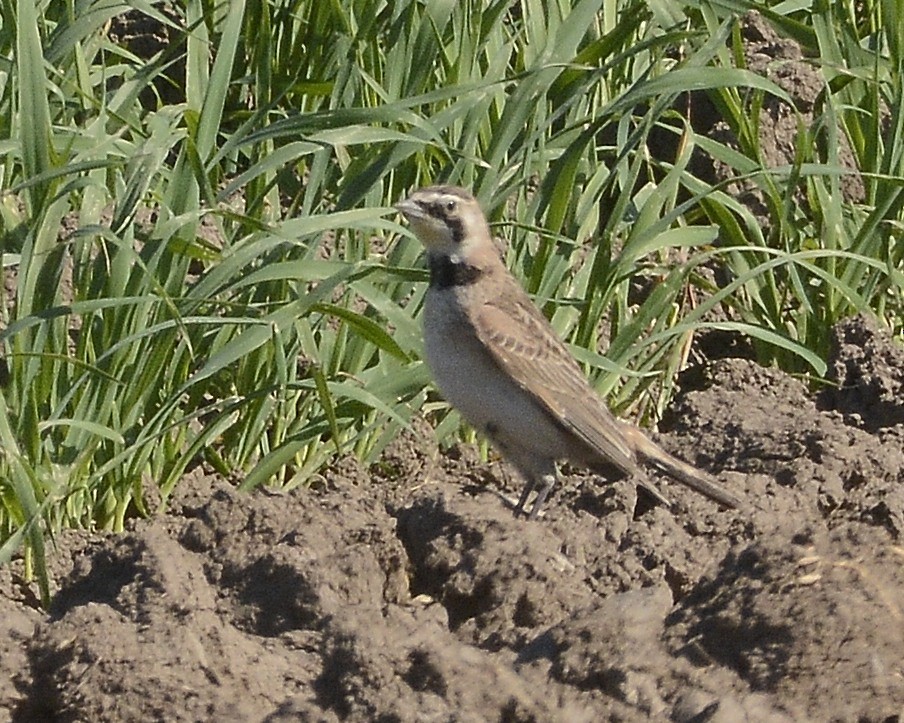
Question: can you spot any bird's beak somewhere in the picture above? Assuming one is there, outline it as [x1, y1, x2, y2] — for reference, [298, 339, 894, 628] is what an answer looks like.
[394, 198, 423, 221]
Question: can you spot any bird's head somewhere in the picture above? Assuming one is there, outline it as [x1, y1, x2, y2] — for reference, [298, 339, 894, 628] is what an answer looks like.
[395, 185, 492, 262]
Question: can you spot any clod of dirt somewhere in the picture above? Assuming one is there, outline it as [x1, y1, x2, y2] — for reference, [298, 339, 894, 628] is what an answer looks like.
[820, 313, 904, 430]
[668, 524, 904, 721]
[0, 592, 41, 720]
[663, 355, 904, 539]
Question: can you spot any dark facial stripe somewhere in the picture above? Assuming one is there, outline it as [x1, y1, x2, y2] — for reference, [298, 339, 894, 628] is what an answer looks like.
[428, 254, 483, 289]
[444, 214, 464, 244]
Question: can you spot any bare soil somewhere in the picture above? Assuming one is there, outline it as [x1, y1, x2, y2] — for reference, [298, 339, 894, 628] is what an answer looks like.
[2, 314, 904, 722]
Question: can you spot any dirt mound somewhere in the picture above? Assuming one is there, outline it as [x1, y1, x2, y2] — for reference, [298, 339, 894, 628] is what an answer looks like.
[2, 315, 903, 721]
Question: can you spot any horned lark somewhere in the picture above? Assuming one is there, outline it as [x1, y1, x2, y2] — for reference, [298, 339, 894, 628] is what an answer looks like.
[395, 185, 742, 519]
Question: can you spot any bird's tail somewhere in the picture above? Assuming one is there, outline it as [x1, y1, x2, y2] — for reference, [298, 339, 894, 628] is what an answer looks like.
[618, 423, 744, 509]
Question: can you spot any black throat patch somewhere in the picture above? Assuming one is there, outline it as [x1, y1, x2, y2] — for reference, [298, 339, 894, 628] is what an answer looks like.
[428, 255, 483, 289]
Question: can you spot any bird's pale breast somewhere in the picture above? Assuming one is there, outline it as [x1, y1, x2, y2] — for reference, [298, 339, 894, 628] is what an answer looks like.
[423, 287, 577, 463]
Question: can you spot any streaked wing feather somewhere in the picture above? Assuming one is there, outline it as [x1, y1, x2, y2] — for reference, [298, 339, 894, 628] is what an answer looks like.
[472, 289, 636, 473]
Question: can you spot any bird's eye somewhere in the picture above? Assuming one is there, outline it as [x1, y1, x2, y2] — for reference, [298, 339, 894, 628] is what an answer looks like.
[444, 199, 456, 212]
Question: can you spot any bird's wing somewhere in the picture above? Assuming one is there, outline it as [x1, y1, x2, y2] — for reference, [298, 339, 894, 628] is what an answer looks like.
[471, 285, 637, 474]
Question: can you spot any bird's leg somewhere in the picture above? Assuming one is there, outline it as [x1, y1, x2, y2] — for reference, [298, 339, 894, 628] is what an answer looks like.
[527, 472, 557, 520]
[513, 458, 558, 519]
[514, 478, 536, 517]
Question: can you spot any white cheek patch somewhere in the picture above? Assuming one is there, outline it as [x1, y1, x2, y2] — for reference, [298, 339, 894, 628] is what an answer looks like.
[414, 221, 455, 250]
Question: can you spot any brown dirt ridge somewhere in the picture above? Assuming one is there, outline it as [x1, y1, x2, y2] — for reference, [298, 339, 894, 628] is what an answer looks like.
[2, 313, 903, 722]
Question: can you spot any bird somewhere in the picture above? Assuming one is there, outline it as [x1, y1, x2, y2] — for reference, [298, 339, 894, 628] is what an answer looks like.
[395, 184, 742, 519]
